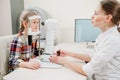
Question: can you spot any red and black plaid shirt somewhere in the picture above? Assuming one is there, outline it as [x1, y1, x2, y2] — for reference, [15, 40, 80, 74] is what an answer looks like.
[9, 33, 37, 72]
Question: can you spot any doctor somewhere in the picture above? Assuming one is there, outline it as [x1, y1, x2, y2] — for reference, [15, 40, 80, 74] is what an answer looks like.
[50, 0, 120, 80]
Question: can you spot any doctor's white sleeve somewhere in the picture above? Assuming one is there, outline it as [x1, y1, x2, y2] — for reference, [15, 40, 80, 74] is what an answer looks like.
[82, 38, 120, 77]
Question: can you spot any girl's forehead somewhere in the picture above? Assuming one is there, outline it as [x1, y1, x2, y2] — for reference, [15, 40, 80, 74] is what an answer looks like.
[31, 18, 40, 21]
[28, 15, 41, 20]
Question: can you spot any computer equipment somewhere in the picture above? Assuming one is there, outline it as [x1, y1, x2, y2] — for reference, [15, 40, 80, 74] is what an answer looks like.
[75, 19, 101, 42]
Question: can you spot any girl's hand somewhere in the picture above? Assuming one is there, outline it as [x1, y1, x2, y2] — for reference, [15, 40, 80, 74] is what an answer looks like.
[19, 61, 40, 70]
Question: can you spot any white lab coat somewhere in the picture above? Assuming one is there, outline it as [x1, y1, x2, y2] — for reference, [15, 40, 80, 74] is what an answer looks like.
[83, 26, 120, 80]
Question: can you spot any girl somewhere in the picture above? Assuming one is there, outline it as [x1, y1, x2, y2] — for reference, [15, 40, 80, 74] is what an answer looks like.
[50, 0, 120, 80]
[9, 9, 41, 72]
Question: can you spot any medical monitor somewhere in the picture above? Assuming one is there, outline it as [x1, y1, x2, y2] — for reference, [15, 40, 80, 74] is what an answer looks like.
[74, 19, 101, 42]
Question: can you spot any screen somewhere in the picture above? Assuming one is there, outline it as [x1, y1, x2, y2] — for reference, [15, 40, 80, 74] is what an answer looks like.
[75, 19, 101, 42]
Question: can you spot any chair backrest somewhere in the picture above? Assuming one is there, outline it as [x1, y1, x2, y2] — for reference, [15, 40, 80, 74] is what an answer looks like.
[0, 35, 15, 80]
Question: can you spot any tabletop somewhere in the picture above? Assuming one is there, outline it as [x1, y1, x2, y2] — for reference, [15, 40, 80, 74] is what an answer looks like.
[3, 42, 94, 80]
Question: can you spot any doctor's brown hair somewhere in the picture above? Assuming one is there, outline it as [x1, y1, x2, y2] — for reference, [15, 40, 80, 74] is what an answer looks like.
[100, 0, 120, 32]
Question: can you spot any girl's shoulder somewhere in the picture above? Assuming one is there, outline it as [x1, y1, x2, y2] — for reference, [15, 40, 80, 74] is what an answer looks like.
[13, 33, 24, 42]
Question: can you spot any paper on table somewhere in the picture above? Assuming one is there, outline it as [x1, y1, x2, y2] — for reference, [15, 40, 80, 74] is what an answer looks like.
[29, 58, 62, 69]
[41, 62, 62, 68]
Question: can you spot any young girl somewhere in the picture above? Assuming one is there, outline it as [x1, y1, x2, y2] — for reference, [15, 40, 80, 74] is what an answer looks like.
[9, 9, 41, 72]
[50, 0, 120, 80]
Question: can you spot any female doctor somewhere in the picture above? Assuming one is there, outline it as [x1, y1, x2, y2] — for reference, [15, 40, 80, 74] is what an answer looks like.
[50, 0, 120, 80]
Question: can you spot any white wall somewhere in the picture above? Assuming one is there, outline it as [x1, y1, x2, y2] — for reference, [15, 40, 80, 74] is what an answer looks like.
[0, 0, 12, 36]
[24, 0, 114, 42]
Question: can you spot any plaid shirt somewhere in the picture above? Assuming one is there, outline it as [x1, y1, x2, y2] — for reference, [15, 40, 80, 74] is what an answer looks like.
[8, 33, 38, 72]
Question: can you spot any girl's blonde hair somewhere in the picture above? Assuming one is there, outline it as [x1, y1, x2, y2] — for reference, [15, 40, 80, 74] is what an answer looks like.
[19, 9, 39, 32]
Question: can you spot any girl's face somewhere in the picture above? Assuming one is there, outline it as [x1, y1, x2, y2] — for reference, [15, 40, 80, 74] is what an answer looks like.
[29, 18, 40, 32]
[91, 5, 108, 28]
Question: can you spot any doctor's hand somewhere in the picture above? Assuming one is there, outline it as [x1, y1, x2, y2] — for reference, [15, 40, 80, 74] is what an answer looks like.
[56, 49, 70, 57]
[19, 61, 40, 70]
[49, 55, 67, 65]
